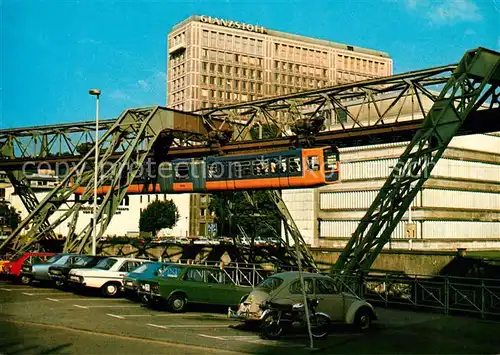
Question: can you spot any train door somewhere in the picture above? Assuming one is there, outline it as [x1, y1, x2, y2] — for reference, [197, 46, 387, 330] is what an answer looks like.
[324, 147, 340, 183]
[302, 149, 322, 187]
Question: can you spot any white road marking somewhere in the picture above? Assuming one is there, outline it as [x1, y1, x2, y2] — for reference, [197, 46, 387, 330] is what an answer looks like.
[198, 334, 226, 341]
[22, 292, 34, 296]
[163, 325, 230, 328]
[103, 313, 229, 318]
[46, 298, 60, 302]
[0, 288, 12, 291]
[47, 298, 125, 301]
[147, 323, 168, 329]
[74, 305, 89, 309]
[107, 313, 125, 319]
[73, 305, 141, 308]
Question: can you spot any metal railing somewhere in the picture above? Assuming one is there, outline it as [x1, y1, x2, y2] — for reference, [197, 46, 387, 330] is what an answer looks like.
[331, 272, 500, 319]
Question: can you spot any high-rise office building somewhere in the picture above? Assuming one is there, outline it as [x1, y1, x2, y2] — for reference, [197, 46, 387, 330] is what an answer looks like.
[166, 15, 393, 236]
[167, 15, 392, 112]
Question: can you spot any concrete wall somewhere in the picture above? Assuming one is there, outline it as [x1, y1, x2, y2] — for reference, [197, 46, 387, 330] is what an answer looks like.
[311, 248, 457, 275]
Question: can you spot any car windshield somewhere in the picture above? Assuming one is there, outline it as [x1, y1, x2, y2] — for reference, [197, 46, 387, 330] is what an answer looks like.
[94, 258, 118, 270]
[257, 277, 284, 293]
[73, 256, 92, 266]
[160, 265, 182, 279]
[46, 254, 63, 264]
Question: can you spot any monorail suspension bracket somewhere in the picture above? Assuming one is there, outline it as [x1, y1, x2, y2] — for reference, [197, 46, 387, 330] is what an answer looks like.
[290, 117, 326, 148]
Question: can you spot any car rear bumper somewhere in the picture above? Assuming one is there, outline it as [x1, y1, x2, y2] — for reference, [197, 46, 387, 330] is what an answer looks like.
[227, 306, 264, 321]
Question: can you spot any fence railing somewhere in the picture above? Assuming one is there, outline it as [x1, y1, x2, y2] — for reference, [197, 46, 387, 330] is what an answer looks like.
[330, 272, 500, 319]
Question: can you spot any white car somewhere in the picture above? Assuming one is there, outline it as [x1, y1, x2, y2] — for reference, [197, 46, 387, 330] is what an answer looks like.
[68, 257, 151, 297]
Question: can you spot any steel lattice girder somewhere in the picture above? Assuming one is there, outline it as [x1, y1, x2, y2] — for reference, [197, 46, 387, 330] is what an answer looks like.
[333, 47, 500, 275]
[0, 107, 218, 253]
[196, 64, 458, 139]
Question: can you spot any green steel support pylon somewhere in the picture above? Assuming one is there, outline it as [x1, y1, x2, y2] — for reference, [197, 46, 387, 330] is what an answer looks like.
[333, 47, 500, 275]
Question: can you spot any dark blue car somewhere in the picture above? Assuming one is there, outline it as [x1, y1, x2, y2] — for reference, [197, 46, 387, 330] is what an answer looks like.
[123, 262, 170, 298]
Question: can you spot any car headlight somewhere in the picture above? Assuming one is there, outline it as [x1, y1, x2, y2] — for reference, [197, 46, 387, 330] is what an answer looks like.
[50, 270, 62, 275]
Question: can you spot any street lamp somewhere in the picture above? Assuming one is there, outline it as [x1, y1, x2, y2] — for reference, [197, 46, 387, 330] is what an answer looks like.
[89, 88, 101, 256]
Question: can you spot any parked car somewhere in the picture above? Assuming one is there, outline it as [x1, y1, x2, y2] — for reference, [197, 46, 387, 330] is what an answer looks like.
[48, 255, 107, 287]
[123, 262, 170, 298]
[137, 264, 251, 312]
[68, 257, 151, 297]
[229, 271, 377, 331]
[0, 252, 55, 282]
[19, 253, 78, 285]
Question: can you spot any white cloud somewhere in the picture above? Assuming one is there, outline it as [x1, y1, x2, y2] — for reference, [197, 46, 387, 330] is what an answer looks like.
[427, 0, 482, 23]
[137, 79, 149, 90]
[78, 38, 101, 45]
[406, 0, 419, 9]
[402, 0, 483, 24]
[109, 90, 130, 100]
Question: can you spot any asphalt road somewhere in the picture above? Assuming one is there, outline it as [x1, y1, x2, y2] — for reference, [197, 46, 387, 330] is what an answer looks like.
[1, 280, 499, 354]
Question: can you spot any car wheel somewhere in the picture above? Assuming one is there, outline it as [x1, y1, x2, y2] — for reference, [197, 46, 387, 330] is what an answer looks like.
[167, 294, 187, 313]
[354, 308, 372, 332]
[21, 275, 32, 285]
[55, 280, 64, 288]
[101, 282, 120, 297]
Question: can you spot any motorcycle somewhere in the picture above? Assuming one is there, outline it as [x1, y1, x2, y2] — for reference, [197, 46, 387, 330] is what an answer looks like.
[259, 297, 331, 340]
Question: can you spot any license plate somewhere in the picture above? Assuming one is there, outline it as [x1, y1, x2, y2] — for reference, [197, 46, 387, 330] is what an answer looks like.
[143, 284, 150, 292]
[70, 275, 79, 281]
[125, 281, 133, 287]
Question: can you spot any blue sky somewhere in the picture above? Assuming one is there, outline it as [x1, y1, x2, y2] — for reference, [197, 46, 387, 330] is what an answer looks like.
[1, 0, 498, 129]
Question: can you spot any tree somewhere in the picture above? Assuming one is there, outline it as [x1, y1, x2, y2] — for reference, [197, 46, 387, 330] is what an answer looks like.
[76, 142, 94, 155]
[210, 123, 283, 241]
[209, 191, 281, 240]
[139, 199, 179, 237]
[0, 202, 21, 233]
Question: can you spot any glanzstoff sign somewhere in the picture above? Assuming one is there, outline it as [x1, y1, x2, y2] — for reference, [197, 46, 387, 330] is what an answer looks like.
[200, 16, 266, 34]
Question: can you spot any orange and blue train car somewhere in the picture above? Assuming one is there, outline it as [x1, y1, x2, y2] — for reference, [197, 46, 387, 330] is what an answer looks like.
[75, 146, 340, 195]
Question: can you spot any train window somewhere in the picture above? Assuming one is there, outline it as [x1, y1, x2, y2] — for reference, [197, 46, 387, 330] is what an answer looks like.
[307, 156, 320, 171]
[208, 162, 223, 180]
[324, 148, 339, 171]
[288, 157, 301, 173]
[175, 163, 190, 180]
[240, 161, 252, 178]
[280, 157, 287, 173]
[231, 161, 242, 179]
[253, 158, 269, 176]
[269, 158, 279, 174]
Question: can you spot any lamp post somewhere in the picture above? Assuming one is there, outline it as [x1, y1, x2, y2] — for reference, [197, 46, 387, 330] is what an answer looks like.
[89, 88, 101, 256]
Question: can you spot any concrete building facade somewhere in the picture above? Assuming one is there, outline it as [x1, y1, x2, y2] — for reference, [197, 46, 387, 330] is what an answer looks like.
[167, 15, 392, 111]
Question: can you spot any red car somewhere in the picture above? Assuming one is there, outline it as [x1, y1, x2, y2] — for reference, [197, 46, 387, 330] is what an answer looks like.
[2, 252, 55, 283]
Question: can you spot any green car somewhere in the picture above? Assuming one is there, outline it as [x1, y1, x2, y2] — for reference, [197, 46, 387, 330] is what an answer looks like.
[137, 264, 251, 312]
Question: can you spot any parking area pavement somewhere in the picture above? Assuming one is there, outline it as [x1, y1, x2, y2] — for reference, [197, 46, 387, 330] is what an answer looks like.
[1, 280, 500, 354]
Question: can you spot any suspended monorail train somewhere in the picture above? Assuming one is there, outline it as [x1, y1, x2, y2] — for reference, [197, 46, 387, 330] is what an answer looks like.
[75, 146, 340, 195]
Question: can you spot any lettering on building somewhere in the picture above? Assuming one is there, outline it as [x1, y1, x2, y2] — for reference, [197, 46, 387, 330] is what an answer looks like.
[200, 15, 266, 34]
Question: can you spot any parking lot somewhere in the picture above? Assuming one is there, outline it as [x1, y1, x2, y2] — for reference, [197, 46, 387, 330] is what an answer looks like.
[1, 280, 500, 354]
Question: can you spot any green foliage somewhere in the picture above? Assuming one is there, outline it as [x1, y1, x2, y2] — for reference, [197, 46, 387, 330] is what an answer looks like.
[209, 191, 281, 239]
[139, 199, 179, 236]
[76, 142, 94, 155]
[0, 202, 21, 231]
[250, 124, 280, 140]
